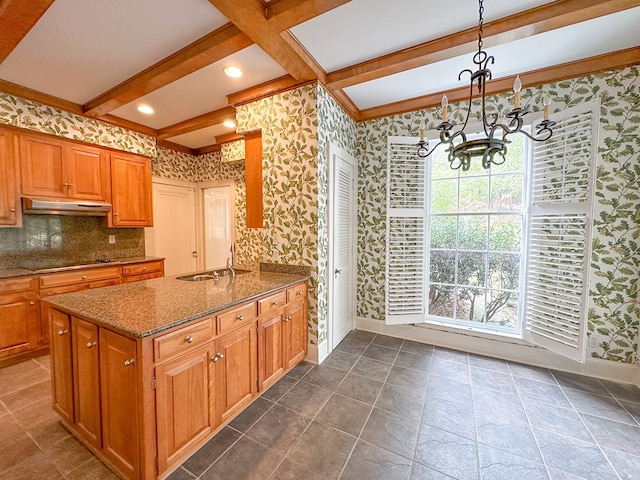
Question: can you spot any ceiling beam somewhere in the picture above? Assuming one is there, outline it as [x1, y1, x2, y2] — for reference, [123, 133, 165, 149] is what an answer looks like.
[357, 47, 640, 122]
[227, 75, 309, 106]
[157, 106, 236, 141]
[0, 79, 83, 115]
[326, 0, 640, 90]
[266, 0, 351, 31]
[157, 139, 196, 155]
[82, 23, 252, 117]
[215, 132, 245, 144]
[194, 144, 222, 155]
[208, 0, 317, 81]
[0, 0, 55, 64]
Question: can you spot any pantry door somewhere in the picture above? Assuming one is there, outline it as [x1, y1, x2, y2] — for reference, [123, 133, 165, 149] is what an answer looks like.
[145, 179, 198, 276]
[329, 144, 358, 352]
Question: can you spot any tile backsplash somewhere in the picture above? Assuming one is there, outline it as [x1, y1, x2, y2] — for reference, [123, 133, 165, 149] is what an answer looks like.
[0, 215, 145, 269]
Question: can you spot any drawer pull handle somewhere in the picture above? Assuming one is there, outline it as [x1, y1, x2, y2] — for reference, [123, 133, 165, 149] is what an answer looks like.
[124, 358, 135, 367]
[29, 301, 35, 305]
[237, 315, 244, 321]
[82, 275, 88, 280]
[58, 329, 69, 335]
[284, 316, 292, 322]
[185, 335, 194, 343]
[272, 301, 279, 306]
[86, 341, 97, 348]
[296, 291, 303, 296]
[142, 267, 147, 271]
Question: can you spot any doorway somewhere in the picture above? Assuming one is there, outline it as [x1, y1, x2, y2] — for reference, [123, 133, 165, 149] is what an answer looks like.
[145, 179, 198, 276]
[328, 144, 358, 353]
[200, 182, 235, 270]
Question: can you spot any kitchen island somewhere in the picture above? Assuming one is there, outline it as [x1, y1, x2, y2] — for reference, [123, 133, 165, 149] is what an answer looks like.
[44, 267, 310, 480]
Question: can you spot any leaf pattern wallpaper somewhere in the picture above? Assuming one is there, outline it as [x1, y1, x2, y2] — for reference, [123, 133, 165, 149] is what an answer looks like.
[355, 66, 640, 364]
[0, 92, 156, 157]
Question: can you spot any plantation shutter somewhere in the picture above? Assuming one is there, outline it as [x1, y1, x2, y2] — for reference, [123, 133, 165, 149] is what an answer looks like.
[385, 137, 427, 325]
[524, 102, 598, 363]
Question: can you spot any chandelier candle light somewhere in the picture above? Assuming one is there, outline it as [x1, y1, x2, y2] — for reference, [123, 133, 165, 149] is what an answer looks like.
[416, 0, 556, 171]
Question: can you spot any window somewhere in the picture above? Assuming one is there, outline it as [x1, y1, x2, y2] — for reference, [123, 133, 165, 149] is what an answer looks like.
[386, 103, 598, 362]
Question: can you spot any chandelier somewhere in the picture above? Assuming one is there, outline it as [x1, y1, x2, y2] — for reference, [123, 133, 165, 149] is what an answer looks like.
[416, 0, 556, 171]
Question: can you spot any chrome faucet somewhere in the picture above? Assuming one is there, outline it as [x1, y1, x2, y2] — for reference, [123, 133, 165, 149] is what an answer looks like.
[226, 242, 236, 278]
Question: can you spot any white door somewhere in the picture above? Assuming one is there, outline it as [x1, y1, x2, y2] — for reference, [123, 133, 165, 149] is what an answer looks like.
[329, 144, 358, 350]
[145, 181, 198, 276]
[202, 184, 234, 270]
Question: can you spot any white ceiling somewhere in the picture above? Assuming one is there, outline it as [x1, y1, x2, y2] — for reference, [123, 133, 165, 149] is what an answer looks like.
[0, 0, 638, 149]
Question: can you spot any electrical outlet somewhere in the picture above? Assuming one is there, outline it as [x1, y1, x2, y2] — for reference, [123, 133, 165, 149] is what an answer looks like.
[108, 235, 116, 244]
[588, 336, 598, 348]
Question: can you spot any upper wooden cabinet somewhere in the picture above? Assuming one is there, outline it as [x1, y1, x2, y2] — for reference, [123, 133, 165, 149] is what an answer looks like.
[20, 134, 110, 202]
[109, 152, 153, 227]
[0, 128, 20, 227]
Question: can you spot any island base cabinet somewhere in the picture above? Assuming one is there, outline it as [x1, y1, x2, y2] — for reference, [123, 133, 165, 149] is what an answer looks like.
[100, 329, 140, 480]
[50, 310, 73, 425]
[214, 322, 257, 425]
[155, 345, 213, 474]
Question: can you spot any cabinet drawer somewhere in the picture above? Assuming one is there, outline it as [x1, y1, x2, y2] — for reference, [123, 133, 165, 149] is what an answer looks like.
[0, 276, 37, 294]
[122, 261, 163, 277]
[258, 291, 286, 316]
[40, 266, 121, 289]
[216, 302, 257, 335]
[154, 318, 214, 363]
[121, 272, 163, 283]
[286, 282, 307, 303]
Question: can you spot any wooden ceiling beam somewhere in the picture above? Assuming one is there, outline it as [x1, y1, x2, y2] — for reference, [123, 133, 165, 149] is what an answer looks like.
[227, 75, 310, 106]
[0, 79, 83, 115]
[157, 106, 236, 141]
[194, 144, 222, 155]
[208, 0, 317, 81]
[266, 0, 351, 31]
[327, 0, 640, 90]
[358, 47, 640, 122]
[157, 140, 196, 155]
[215, 132, 245, 144]
[82, 23, 252, 117]
[0, 0, 55, 64]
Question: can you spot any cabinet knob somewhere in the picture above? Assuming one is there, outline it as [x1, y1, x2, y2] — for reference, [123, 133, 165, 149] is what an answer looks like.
[142, 267, 147, 271]
[82, 275, 88, 280]
[29, 301, 35, 305]
[86, 341, 97, 348]
[113, 212, 118, 216]
[237, 315, 244, 321]
[185, 335, 194, 343]
[272, 301, 279, 306]
[284, 316, 292, 322]
[124, 358, 135, 366]
[63, 182, 68, 187]
[217, 352, 224, 359]
[57, 329, 69, 336]
[10, 207, 15, 212]
[296, 291, 303, 296]
[211, 354, 219, 363]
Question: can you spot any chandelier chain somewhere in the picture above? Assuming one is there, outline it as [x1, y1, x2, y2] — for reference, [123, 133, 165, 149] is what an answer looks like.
[477, 0, 484, 53]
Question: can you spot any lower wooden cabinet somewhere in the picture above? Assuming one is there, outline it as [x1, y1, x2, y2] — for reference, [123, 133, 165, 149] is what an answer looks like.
[48, 279, 308, 480]
[0, 278, 39, 360]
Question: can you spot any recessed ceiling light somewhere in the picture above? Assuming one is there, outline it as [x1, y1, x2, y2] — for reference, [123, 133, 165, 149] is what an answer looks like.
[223, 119, 236, 128]
[137, 105, 154, 115]
[223, 66, 243, 78]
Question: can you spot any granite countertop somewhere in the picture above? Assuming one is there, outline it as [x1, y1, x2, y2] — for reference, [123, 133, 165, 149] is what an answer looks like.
[0, 257, 164, 279]
[43, 269, 309, 338]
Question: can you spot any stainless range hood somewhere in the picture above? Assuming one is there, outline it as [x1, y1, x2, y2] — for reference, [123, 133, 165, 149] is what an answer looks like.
[22, 197, 112, 216]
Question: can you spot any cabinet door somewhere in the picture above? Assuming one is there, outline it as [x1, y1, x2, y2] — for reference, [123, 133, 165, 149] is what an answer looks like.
[72, 317, 101, 448]
[213, 322, 257, 425]
[0, 129, 19, 226]
[283, 300, 308, 370]
[49, 309, 74, 425]
[20, 135, 67, 198]
[110, 153, 152, 227]
[0, 292, 39, 358]
[66, 144, 110, 201]
[155, 345, 213, 474]
[258, 312, 284, 392]
[99, 329, 139, 479]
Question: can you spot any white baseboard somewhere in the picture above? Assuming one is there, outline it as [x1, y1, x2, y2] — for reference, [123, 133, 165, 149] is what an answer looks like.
[305, 339, 329, 365]
[356, 317, 640, 387]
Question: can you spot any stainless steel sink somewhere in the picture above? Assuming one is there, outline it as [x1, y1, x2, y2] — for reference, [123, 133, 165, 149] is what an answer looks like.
[176, 268, 251, 281]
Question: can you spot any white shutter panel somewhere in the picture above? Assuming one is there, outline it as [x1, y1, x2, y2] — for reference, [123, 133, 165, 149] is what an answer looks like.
[524, 102, 598, 362]
[385, 137, 427, 325]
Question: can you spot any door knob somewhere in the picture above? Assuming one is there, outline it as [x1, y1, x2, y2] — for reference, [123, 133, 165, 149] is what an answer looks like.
[192, 251, 198, 257]
[335, 268, 342, 275]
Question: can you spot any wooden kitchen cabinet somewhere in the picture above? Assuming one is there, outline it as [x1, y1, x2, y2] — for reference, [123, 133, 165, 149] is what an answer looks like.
[72, 317, 101, 448]
[50, 309, 73, 425]
[100, 328, 140, 480]
[0, 128, 20, 227]
[0, 276, 39, 360]
[283, 283, 308, 370]
[155, 344, 214, 473]
[121, 260, 164, 283]
[20, 133, 110, 201]
[109, 152, 153, 227]
[213, 322, 257, 425]
[258, 311, 284, 391]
